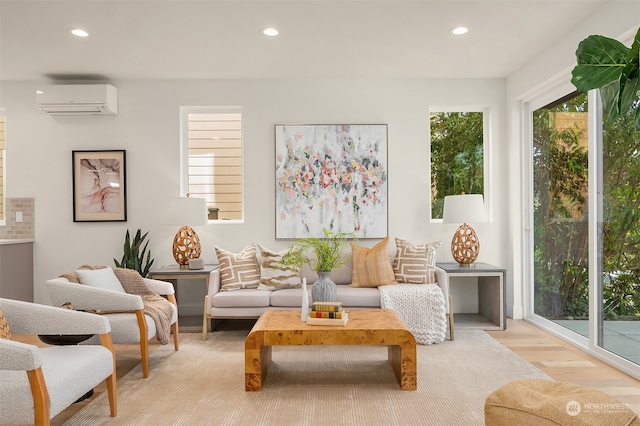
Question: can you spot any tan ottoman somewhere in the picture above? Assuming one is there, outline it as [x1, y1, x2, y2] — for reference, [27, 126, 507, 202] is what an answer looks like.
[485, 378, 639, 426]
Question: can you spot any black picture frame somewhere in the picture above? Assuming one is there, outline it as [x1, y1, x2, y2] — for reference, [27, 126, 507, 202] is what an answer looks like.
[72, 150, 127, 222]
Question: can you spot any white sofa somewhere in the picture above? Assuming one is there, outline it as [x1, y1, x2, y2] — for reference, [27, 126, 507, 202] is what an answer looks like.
[202, 260, 451, 340]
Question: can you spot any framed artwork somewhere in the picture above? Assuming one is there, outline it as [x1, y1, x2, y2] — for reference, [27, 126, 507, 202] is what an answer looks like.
[275, 124, 388, 239]
[72, 150, 127, 222]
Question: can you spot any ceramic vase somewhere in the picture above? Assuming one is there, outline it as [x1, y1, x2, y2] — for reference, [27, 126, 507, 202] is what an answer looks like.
[301, 277, 310, 321]
[312, 271, 337, 302]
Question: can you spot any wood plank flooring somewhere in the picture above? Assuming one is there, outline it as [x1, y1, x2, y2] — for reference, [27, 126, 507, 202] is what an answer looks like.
[14, 318, 639, 424]
[487, 318, 640, 414]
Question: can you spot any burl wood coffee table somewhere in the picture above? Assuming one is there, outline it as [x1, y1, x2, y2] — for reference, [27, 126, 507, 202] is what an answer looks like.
[244, 309, 417, 391]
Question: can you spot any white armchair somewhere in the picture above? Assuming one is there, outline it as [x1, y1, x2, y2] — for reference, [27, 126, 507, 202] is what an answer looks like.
[46, 277, 179, 378]
[0, 298, 116, 425]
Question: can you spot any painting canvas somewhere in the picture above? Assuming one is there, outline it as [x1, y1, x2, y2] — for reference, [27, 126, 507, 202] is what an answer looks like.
[72, 150, 127, 222]
[275, 124, 388, 239]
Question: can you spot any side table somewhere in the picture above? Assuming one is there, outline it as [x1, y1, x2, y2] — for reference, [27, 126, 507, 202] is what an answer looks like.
[437, 262, 506, 331]
[148, 264, 219, 316]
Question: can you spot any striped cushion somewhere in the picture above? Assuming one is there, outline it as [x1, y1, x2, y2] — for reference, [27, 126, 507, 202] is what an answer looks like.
[393, 238, 441, 284]
[257, 244, 302, 290]
[0, 309, 11, 340]
[350, 236, 397, 288]
[216, 245, 261, 291]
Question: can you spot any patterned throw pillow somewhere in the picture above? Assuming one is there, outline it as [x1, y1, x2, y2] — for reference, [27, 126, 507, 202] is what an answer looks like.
[393, 237, 441, 284]
[351, 236, 397, 288]
[0, 309, 11, 340]
[215, 244, 261, 291]
[256, 244, 302, 290]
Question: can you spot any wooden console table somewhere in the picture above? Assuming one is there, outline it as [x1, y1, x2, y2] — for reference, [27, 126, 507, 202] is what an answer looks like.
[244, 309, 417, 391]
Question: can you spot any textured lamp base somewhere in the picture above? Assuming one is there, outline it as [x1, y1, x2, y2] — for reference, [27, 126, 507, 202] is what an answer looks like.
[173, 225, 202, 267]
[451, 223, 480, 266]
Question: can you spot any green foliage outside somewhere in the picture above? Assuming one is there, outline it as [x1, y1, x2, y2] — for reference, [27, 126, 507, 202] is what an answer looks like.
[114, 229, 155, 277]
[430, 112, 484, 218]
[533, 92, 640, 320]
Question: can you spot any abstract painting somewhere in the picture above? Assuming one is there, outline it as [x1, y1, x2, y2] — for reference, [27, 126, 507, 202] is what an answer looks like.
[72, 150, 127, 222]
[275, 124, 388, 239]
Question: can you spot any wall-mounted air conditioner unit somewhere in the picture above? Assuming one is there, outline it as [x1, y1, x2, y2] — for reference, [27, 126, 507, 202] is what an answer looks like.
[36, 84, 118, 115]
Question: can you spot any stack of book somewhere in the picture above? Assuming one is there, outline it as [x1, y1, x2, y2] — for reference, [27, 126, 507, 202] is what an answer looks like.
[306, 302, 348, 326]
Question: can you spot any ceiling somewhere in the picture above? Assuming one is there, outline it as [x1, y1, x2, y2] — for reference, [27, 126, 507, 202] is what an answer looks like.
[0, 0, 612, 82]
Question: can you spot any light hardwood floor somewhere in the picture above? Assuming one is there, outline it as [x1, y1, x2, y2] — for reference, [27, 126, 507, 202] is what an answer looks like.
[17, 318, 638, 424]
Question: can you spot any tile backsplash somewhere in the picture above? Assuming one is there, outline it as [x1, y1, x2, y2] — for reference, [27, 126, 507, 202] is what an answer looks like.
[0, 197, 35, 239]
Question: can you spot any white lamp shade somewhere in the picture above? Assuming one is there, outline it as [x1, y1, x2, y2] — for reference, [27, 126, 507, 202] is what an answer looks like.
[442, 194, 487, 224]
[166, 197, 208, 226]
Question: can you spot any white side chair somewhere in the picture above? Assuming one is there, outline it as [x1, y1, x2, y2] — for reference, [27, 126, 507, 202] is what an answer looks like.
[46, 277, 179, 378]
[0, 298, 117, 425]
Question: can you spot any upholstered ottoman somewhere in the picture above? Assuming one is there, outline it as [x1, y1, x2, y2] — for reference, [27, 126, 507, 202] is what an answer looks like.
[485, 378, 639, 426]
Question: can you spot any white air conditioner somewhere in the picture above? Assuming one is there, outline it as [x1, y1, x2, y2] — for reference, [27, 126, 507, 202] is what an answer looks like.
[36, 84, 118, 115]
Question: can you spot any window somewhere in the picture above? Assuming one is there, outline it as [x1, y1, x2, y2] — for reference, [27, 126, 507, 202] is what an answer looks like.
[429, 110, 486, 219]
[0, 115, 5, 222]
[182, 109, 243, 221]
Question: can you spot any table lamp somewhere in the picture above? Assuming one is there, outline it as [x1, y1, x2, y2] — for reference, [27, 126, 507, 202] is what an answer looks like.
[442, 194, 487, 266]
[167, 196, 208, 268]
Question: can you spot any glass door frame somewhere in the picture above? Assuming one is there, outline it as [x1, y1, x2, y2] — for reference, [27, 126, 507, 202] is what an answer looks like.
[523, 86, 640, 380]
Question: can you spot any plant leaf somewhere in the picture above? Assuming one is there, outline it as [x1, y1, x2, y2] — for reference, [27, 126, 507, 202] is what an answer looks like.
[636, 106, 640, 131]
[571, 35, 630, 92]
[620, 76, 640, 116]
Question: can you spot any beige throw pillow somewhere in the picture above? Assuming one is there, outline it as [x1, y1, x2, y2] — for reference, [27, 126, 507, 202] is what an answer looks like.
[393, 238, 441, 284]
[257, 244, 302, 290]
[216, 244, 261, 291]
[351, 236, 397, 288]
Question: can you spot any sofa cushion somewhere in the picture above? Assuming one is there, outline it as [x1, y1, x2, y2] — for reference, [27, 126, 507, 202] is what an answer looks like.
[393, 238, 441, 284]
[215, 244, 261, 291]
[256, 244, 302, 290]
[350, 237, 396, 288]
[211, 289, 271, 308]
[269, 288, 303, 307]
[336, 285, 381, 307]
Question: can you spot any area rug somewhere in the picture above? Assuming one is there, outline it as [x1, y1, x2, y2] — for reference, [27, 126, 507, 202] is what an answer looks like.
[64, 330, 550, 425]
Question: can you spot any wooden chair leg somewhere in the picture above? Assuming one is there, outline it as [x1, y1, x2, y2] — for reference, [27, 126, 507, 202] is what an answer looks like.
[135, 310, 149, 378]
[100, 333, 118, 417]
[202, 295, 209, 341]
[27, 368, 50, 426]
[167, 293, 180, 351]
[448, 294, 455, 341]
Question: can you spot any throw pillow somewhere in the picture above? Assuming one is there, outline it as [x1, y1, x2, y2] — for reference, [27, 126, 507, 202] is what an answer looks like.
[215, 244, 261, 291]
[393, 238, 441, 284]
[75, 266, 126, 293]
[256, 244, 302, 290]
[351, 236, 397, 288]
[0, 309, 11, 340]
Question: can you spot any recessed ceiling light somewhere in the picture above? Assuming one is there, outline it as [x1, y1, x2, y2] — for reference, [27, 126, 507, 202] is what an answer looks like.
[450, 26, 469, 35]
[36, 90, 44, 94]
[69, 28, 89, 37]
[261, 27, 279, 37]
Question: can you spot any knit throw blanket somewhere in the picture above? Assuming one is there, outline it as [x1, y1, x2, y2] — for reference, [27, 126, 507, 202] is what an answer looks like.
[379, 283, 447, 345]
[60, 266, 174, 345]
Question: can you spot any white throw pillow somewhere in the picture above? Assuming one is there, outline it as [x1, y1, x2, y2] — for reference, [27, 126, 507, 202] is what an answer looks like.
[76, 267, 126, 293]
[256, 244, 301, 290]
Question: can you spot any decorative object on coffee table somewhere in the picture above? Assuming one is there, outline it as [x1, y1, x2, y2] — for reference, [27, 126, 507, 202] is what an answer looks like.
[300, 278, 310, 321]
[442, 194, 487, 266]
[280, 228, 355, 302]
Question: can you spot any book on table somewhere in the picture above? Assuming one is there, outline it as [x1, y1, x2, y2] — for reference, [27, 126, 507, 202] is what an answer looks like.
[306, 313, 349, 326]
[311, 301, 342, 312]
[308, 309, 345, 319]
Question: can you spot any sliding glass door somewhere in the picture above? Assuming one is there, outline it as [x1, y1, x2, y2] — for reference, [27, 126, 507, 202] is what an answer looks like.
[529, 89, 639, 374]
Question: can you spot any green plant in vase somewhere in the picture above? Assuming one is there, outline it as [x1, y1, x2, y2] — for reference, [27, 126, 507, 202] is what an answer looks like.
[280, 228, 356, 302]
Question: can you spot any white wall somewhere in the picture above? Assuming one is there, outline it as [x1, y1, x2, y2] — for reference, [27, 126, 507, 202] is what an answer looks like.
[1, 78, 509, 313]
[505, 0, 640, 319]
